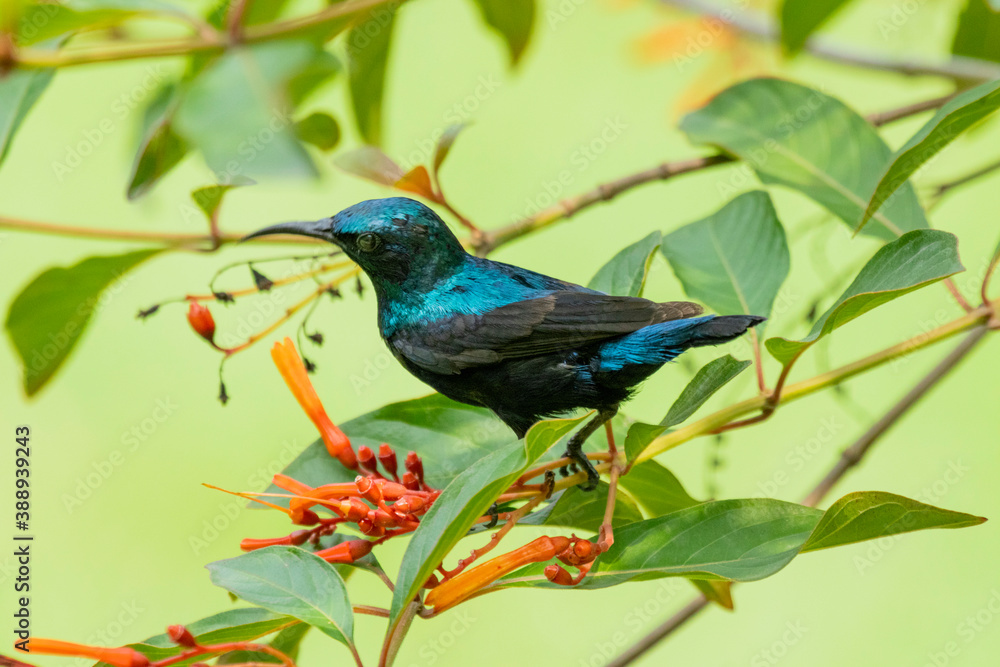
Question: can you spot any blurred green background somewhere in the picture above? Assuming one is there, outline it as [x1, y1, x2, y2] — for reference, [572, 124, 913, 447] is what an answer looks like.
[2, 0, 999, 665]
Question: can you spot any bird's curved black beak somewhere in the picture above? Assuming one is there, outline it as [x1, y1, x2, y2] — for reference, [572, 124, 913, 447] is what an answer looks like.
[241, 218, 334, 243]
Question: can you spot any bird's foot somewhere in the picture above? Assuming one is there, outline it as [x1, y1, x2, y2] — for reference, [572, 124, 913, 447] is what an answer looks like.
[560, 447, 599, 492]
[484, 502, 500, 529]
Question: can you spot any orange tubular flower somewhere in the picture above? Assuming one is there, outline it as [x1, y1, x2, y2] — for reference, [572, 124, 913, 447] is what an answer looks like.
[18, 639, 149, 667]
[425, 536, 570, 613]
[314, 539, 373, 564]
[270, 337, 357, 469]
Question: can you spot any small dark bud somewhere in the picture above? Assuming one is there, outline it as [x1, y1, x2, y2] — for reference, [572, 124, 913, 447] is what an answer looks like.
[303, 357, 317, 373]
[214, 291, 235, 304]
[251, 266, 274, 291]
[218, 381, 229, 405]
[327, 287, 341, 299]
[355, 275, 365, 296]
[137, 304, 160, 319]
[307, 331, 324, 345]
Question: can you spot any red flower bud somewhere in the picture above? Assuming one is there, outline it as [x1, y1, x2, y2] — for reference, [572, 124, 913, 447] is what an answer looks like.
[239, 529, 312, 552]
[401, 472, 420, 491]
[357, 517, 385, 536]
[314, 539, 373, 564]
[573, 540, 593, 559]
[293, 509, 320, 526]
[186, 302, 216, 344]
[167, 625, 197, 648]
[405, 451, 424, 484]
[393, 495, 427, 514]
[369, 508, 398, 527]
[423, 573, 440, 588]
[378, 443, 398, 477]
[544, 564, 574, 586]
[358, 446, 378, 473]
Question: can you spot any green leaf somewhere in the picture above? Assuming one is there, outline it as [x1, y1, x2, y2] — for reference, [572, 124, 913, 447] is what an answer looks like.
[217, 623, 309, 665]
[765, 229, 964, 366]
[174, 40, 318, 181]
[520, 482, 644, 532]
[469, 0, 535, 65]
[433, 123, 467, 176]
[661, 191, 789, 318]
[207, 547, 354, 648]
[859, 79, 1000, 233]
[800, 491, 986, 552]
[5, 249, 161, 396]
[495, 492, 984, 592]
[347, 6, 396, 145]
[0, 65, 56, 168]
[191, 179, 253, 223]
[113, 608, 297, 665]
[779, 0, 852, 55]
[16, 4, 133, 46]
[623, 422, 668, 465]
[503, 499, 823, 588]
[952, 0, 1000, 63]
[286, 51, 341, 108]
[588, 231, 663, 297]
[127, 83, 189, 200]
[691, 579, 734, 610]
[680, 78, 927, 240]
[618, 459, 700, 517]
[295, 112, 341, 151]
[662, 354, 751, 428]
[388, 414, 586, 627]
[268, 394, 516, 498]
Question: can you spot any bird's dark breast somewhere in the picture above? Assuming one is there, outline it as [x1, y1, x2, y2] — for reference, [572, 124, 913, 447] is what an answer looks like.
[390, 343, 632, 438]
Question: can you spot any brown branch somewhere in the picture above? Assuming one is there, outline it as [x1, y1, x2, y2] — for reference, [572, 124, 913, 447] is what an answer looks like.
[661, 0, 1000, 83]
[609, 325, 991, 667]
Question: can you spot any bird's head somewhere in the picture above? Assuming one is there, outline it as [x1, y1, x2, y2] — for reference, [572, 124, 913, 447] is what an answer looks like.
[244, 197, 468, 288]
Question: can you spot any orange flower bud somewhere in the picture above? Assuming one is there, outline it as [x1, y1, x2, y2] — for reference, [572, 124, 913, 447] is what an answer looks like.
[425, 536, 571, 612]
[314, 539, 373, 564]
[369, 508, 398, 527]
[573, 540, 593, 559]
[378, 443, 398, 477]
[358, 446, 378, 473]
[355, 475, 382, 503]
[393, 495, 426, 514]
[401, 472, 420, 491]
[240, 530, 311, 552]
[336, 497, 370, 522]
[186, 302, 216, 344]
[20, 639, 149, 667]
[544, 564, 574, 586]
[293, 509, 320, 526]
[167, 625, 197, 648]
[376, 479, 408, 500]
[270, 338, 357, 470]
[357, 517, 385, 536]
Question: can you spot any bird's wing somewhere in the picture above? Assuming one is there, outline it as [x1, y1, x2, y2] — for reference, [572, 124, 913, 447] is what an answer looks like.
[390, 292, 703, 375]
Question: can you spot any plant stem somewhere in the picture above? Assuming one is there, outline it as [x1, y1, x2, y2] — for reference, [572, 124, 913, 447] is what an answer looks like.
[607, 324, 991, 666]
[13, 0, 399, 69]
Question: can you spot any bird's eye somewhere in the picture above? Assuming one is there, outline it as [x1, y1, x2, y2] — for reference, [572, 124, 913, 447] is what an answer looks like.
[357, 233, 381, 252]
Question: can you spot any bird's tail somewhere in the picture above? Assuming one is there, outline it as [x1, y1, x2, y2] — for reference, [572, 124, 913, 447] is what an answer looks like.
[678, 314, 766, 349]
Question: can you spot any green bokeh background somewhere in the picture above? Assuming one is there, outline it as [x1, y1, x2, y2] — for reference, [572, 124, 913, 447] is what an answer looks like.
[2, 0, 999, 665]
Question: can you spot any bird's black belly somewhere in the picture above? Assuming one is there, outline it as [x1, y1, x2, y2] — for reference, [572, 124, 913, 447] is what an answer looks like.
[394, 347, 633, 438]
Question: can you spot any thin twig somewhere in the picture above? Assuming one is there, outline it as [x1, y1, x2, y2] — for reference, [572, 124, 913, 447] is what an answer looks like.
[661, 0, 1000, 83]
[608, 325, 991, 666]
[13, 0, 400, 69]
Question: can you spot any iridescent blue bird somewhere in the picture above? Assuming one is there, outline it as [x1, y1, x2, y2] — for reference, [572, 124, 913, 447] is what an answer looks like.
[246, 197, 764, 490]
